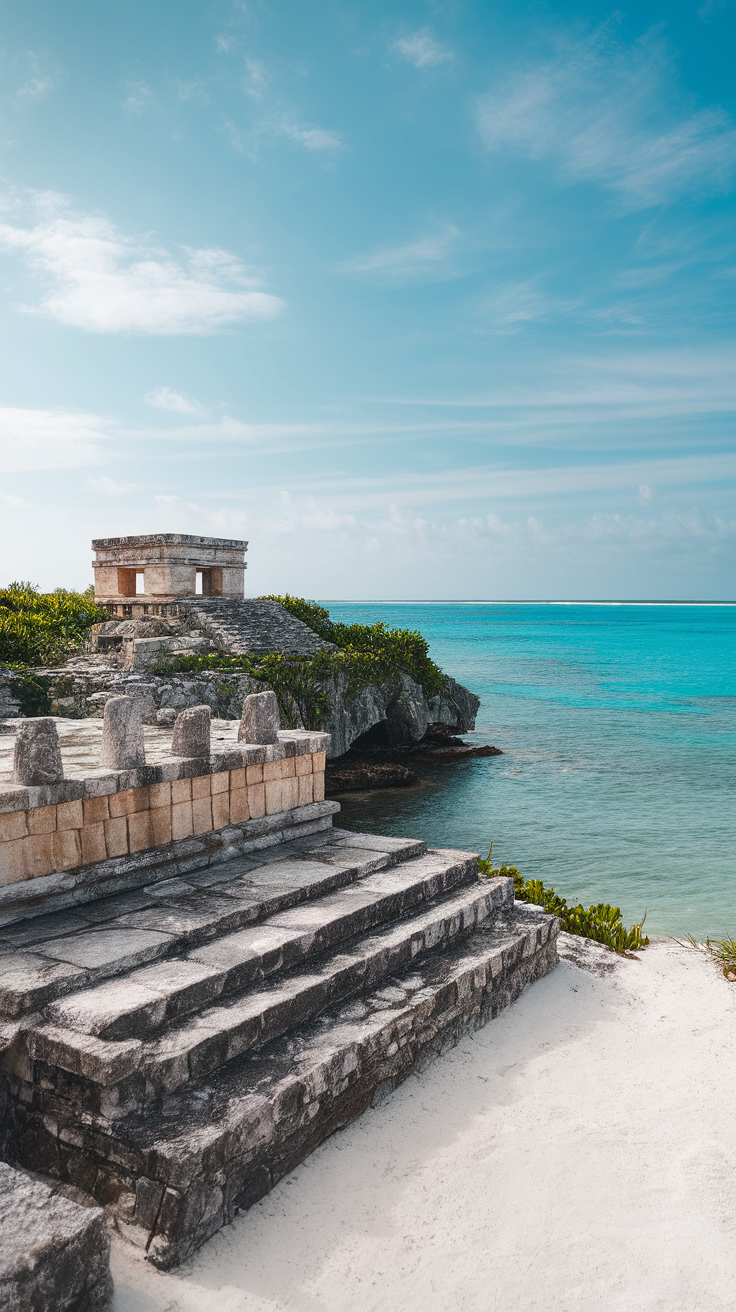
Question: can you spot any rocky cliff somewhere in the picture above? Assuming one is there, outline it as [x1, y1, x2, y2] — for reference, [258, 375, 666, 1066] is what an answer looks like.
[0, 597, 481, 758]
[0, 663, 479, 759]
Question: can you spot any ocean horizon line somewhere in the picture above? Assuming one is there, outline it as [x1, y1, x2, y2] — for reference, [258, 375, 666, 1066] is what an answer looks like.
[319, 599, 736, 607]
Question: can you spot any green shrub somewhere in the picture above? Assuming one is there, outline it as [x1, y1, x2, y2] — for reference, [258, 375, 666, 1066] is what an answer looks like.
[478, 851, 649, 954]
[157, 596, 449, 728]
[260, 595, 446, 696]
[0, 582, 108, 668]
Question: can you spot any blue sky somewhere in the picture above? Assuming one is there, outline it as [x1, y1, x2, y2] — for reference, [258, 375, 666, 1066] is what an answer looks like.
[0, 0, 734, 599]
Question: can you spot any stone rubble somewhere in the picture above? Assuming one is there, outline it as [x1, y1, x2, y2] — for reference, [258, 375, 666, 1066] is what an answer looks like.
[0, 1161, 112, 1311]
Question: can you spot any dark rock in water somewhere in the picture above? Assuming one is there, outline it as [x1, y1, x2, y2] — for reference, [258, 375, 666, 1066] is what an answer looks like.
[326, 762, 420, 793]
[414, 741, 504, 760]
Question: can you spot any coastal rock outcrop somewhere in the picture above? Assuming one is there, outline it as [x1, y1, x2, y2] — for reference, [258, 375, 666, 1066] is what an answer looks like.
[0, 666, 480, 760]
[320, 670, 480, 758]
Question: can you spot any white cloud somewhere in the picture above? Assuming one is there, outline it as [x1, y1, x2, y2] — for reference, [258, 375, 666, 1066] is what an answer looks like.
[152, 495, 250, 539]
[87, 475, 137, 496]
[14, 54, 58, 109]
[393, 29, 453, 69]
[0, 189, 284, 334]
[279, 119, 343, 154]
[0, 407, 107, 473]
[243, 58, 269, 100]
[338, 224, 459, 280]
[479, 279, 561, 333]
[476, 27, 736, 207]
[123, 82, 152, 115]
[1, 492, 31, 508]
[145, 387, 208, 416]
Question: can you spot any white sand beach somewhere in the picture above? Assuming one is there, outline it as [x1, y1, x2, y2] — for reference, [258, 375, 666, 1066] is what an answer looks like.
[111, 937, 736, 1312]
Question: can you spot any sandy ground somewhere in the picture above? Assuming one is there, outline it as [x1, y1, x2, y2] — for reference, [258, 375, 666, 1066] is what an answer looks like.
[111, 937, 736, 1312]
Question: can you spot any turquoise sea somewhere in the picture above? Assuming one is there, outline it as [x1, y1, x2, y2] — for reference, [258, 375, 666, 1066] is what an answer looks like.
[325, 603, 736, 941]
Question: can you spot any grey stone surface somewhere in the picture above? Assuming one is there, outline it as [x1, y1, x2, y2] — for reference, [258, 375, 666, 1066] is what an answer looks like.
[13, 718, 64, 785]
[187, 597, 335, 657]
[100, 695, 145, 769]
[0, 718, 328, 803]
[0, 801, 340, 931]
[0, 1161, 112, 1311]
[239, 690, 281, 744]
[0, 823, 559, 1274]
[171, 705, 211, 757]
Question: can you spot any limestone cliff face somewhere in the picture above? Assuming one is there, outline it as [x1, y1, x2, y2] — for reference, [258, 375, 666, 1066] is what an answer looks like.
[0, 666, 480, 759]
[321, 671, 480, 757]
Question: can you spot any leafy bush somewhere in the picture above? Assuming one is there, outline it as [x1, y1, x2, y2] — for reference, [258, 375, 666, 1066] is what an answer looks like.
[0, 582, 108, 668]
[478, 852, 649, 954]
[157, 596, 449, 728]
[260, 595, 446, 696]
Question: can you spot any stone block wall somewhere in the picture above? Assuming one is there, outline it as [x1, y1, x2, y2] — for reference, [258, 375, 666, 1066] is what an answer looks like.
[0, 751, 326, 890]
[0, 721, 330, 923]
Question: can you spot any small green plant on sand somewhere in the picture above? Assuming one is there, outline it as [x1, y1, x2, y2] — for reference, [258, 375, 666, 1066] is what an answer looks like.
[683, 933, 736, 981]
[478, 846, 649, 954]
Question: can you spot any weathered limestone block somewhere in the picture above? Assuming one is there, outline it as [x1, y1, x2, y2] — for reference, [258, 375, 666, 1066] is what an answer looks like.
[100, 695, 145, 769]
[0, 1162, 113, 1311]
[239, 690, 280, 744]
[171, 705, 211, 757]
[13, 718, 64, 785]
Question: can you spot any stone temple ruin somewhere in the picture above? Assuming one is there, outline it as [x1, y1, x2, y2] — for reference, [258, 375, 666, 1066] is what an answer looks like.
[92, 532, 247, 615]
[87, 532, 334, 668]
[0, 538, 560, 1309]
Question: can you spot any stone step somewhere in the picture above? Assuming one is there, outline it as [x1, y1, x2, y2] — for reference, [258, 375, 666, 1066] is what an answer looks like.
[43, 900, 558, 1269]
[186, 599, 333, 657]
[0, 831, 427, 1017]
[44, 849, 480, 1045]
[30, 852, 486, 1104]
[136, 875, 509, 1104]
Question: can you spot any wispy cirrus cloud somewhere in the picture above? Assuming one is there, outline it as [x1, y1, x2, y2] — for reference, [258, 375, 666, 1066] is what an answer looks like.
[0, 189, 284, 334]
[277, 117, 344, 154]
[145, 387, 209, 416]
[393, 29, 453, 69]
[338, 224, 460, 281]
[0, 407, 107, 473]
[14, 53, 59, 109]
[123, 82, 153, 115]
[476, 25, 736, 208]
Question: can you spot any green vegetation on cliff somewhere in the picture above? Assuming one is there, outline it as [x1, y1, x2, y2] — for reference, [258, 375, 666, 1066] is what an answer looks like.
[0, 583, 108, 669]
[158, 596, 447, 728]
[262, 595, 446, 696]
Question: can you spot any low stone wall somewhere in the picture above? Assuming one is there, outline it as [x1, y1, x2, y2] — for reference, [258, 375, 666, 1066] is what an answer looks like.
[0, 718, 329, 924]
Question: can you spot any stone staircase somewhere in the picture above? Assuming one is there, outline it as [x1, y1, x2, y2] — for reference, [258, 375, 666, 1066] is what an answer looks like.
[185, 598, 335, 657]
[2, 827, 558, 1271]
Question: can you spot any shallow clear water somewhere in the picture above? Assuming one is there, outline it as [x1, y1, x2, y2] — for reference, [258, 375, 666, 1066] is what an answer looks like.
[325, 602, 736, 941]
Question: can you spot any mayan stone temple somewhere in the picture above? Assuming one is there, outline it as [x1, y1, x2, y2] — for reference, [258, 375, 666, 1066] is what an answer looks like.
[92, 532, 248, 615]
[0, 536, 559, 1310]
